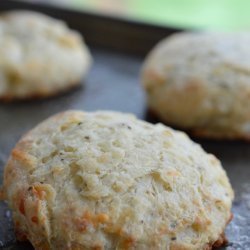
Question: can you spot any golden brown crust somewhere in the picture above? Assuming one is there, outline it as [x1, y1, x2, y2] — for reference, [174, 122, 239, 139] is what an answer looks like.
[12, 209, 232, 250]
[0, 81, 80, 102]
[204, 232, 228, 250]
[212, 232, 228, 248]
[0, 187, 4, 200]
[148, 108, 250, 141]
[11, 149, 36, 168]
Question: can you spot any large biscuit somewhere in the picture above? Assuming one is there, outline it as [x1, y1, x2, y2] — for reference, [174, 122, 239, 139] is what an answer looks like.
[3, 110, 233, 249]
[142, 32, 250, 139]
[0, 11, 92, 101]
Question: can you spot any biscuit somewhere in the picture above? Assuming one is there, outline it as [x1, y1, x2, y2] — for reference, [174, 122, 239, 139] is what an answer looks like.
[0, 11, 92, 101]
[142, 32, 250, 139]
[3, 110, 233, 250]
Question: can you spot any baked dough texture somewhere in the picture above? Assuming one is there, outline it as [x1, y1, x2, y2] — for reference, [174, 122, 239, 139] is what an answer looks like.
[142, 32, 250, 139]
[3, 111, 233, 250]
[0, 11, 92, 100]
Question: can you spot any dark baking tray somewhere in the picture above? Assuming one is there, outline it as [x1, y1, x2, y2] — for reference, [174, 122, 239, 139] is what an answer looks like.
[0, 1, 249, 249]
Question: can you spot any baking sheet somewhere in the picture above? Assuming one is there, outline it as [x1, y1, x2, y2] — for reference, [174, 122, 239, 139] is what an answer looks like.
[0, 1, 249, 249]
[0, 47, 250, 250]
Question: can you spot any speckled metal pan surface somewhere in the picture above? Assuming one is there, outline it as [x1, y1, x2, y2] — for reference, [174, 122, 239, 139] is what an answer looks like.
[0, 1, 249, 250]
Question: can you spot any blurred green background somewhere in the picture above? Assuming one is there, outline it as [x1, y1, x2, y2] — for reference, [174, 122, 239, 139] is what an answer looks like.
[42, 0, 250, 31]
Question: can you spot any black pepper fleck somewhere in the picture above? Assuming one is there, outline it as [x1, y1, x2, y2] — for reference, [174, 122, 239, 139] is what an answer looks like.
[170, 222, 177, 229]
[171, 237, 176, 241]
[120, 123, 132, 130]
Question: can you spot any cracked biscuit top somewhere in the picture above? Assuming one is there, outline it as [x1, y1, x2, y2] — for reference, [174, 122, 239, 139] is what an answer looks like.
[3, 110, 233, 250]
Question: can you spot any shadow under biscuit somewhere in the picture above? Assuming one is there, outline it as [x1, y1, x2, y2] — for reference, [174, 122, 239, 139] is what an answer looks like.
[144, 108, 161, 124]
